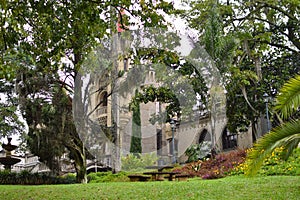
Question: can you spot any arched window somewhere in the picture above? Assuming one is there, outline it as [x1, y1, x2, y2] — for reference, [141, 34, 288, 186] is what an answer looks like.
[222, 127, 237, 150]
[96, 91, 108, 117]
[100, 91, 108, 106]
[198, 129, 211, 144]
[197, 129, 212, 159]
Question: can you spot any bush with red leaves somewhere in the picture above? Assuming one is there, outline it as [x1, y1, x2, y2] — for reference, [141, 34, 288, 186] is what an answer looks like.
[173, 149, 247, 179]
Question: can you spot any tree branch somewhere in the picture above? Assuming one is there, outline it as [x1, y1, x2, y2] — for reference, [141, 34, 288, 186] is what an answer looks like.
[260, 40, 298, 54]
[257, 0, 297, 21]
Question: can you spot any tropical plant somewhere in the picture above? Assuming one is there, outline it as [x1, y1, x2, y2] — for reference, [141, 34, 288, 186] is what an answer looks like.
[185, 141, 212, 163]
[246, 74, 300, 176]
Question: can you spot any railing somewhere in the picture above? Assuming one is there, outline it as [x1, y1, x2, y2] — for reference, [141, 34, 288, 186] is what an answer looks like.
[98, 116, 108, 125]
[98, 155, 111, 168]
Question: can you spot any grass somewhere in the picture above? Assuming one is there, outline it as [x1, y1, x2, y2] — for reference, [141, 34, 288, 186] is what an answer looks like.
[0, 176, 299, 200]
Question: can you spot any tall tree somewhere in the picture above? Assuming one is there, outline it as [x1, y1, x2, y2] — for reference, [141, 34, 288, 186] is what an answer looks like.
[183, 0, 300, 139]
[0, 1, 26, 140]
[1, 0, 177, 182]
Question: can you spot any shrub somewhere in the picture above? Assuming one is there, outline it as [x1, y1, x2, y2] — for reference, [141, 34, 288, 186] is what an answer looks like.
[173, 149, 247, 179]
[0, 170, 76, 185]
[232, 147, 300, 176]
[87, 171, 130, 183]
[121, 153, 157, 172]
[60, 173, 77, 184]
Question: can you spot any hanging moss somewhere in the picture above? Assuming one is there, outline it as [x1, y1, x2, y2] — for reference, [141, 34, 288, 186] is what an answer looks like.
[130, 90, 142, 154]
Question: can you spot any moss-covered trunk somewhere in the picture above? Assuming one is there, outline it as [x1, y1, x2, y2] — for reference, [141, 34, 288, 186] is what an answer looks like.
[74, 146, 87, 183]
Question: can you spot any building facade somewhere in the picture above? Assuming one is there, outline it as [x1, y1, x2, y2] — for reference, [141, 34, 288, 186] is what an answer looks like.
[87, 50, 253, 167]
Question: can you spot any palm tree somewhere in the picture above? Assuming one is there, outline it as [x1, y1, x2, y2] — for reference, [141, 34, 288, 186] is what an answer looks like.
[246, 74, 300, 176]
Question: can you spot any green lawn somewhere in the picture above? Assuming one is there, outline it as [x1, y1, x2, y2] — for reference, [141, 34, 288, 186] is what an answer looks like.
[0, 176, 299, 200]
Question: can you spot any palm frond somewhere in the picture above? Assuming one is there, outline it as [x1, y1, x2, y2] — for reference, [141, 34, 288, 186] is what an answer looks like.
[275, 74, 300, 119]
[281, 137, 300, 160]
[245, 120, 300, 176]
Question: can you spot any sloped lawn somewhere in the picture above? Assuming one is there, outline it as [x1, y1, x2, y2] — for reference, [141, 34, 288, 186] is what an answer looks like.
[0, 176, 299, 200]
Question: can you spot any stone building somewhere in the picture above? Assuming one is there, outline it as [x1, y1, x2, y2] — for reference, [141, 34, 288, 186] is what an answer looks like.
[87, 49, 253, 167]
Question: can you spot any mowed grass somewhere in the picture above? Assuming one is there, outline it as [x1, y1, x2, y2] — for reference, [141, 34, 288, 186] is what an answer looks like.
[0, 176, 299, 200]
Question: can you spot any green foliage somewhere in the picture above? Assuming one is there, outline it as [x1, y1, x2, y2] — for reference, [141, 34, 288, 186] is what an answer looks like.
[246, 120, 300, 176]
[121, 153, 157, 172]
[130, 90, 142, 154]
[232, 147, 300, 176]
[185, 0, 300, 136]
[275, 74, 300, 119]
[130, 85, 180, 123]
[87, 171, 130, 183]
[259, 147, 300, 176]
[24, 85, 72, 175]
[185, 141, 212, 163]
[0, 65, 25, 138]
[129, 54, 209, 124]
[1, 0, 179, 183]
[246, 74, 300, 176]
[0, 100, 24, 137]
[0, 171, 76, 185]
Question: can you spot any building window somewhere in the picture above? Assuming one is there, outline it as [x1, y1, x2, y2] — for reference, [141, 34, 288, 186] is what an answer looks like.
[100, 91, 108, 106]
[222, 127, 237, 150]
[198, 129, 211, 143]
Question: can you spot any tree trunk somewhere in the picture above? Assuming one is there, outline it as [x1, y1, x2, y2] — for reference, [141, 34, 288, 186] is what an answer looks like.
[111, 84, 121, 173]
[110, 30, 122, 173]
[73, 146, 87, 183]
[72, 61, 88, 183]
[254, 57, 263, 139]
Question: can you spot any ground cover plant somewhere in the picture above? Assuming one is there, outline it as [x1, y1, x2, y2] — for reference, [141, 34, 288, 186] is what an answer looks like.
[0, 176, 298, 200]
[232, 147, 300, 176]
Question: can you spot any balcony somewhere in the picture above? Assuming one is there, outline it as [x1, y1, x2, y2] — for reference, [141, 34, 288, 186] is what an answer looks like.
[98, 116, 108, 125]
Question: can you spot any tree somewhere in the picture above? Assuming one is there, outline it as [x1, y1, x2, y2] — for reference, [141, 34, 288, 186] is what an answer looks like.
[0, 81, 24, 139]
[128, 46, 210, 123]
[1, 0, 177, 183]
[183, 0, 300, 139]
[24, 85, 71, 175]
[225, 0, 300, 137]
[0, 1, 26, 140]
[246, 74, 300, 175]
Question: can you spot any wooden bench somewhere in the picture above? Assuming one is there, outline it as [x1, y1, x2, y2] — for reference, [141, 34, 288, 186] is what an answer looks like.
[128, 174, 151, 182]
[175, 174, 189, 181]
[146, 165, 174, 172]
